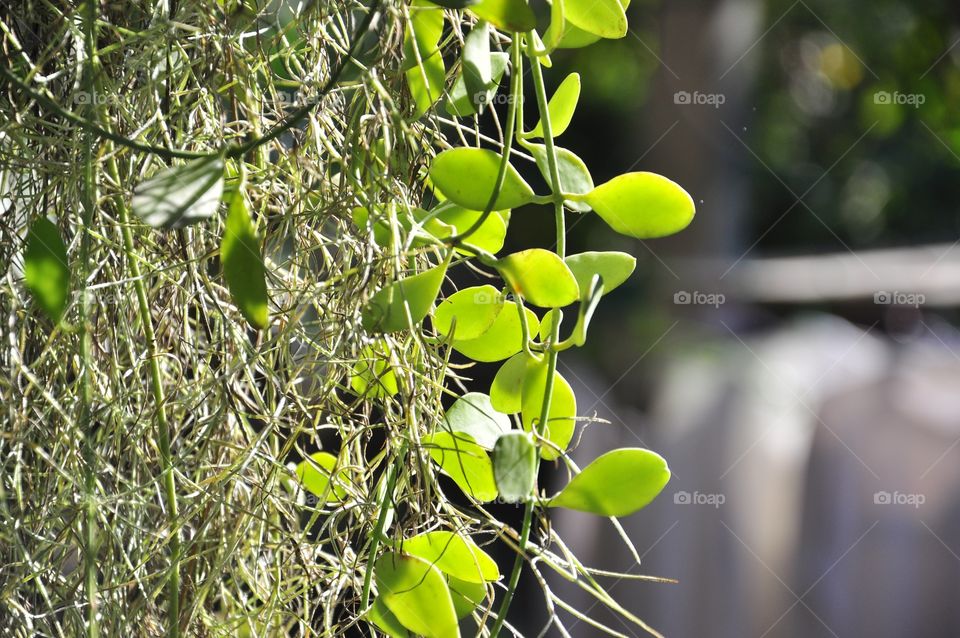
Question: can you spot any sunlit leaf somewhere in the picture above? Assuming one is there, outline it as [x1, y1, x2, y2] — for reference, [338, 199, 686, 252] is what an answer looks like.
[404, 3, 447, 116]
[493, 431, 537, 502]
[131, 156, 224, 228]
[452, 301, 539, 362]
[362, 262, 448, 333]
[430, 148, 535, 211]
[424, 431, 499, 502]
[526, 143, 593, 211]
[434, 285, 503, 340]
[24, 217, 69, 323]
[443, 392, 511, 449]
[489, 352, 532, 413]
[579, 172, 695, 239]
[375, 553, 460, 638]
[449, 576, 487, 619]
[564, 0, 627, 39]
[221, 191, 269, 329]
[525, 73, 580, 139]
[402, 530, 500, 583]
[429, 202, 508, 254]
[462, 21, 491, 103]
[521, 359, 577, 460]
[446, 52, 509, 117]
[549, 448, 671, 516]
[350, 342, 399, 398]
[496, 249, 580, 308]
[467, 0, 536, 32]
[368, 598, 410, 638]
[564, 251, 636, 299]
[295, 452, 347, 503]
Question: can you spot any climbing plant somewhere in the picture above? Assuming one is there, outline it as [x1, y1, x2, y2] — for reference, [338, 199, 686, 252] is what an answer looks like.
[1, 0, 692, 636]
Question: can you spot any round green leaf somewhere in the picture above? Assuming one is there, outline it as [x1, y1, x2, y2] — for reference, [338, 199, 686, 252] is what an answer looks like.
[581, 172, 695, 239]
[362, 262, 448, 333]
[350, 343, 399, 398]
[452, 301, 539, 362]
[131, 156, 225, 228]
[564, 0, 627, 39]
[496, 249, 580, 308]
[489, 352, 532, 413]
[429, 203, 508, 254]
[527, 143, 594, 212]
[448, 576, 487, 619]
[525, 73, 581, 139]
[221, 191, 269, 329]
[375, 553, 460, 638]
[24, 217, 69, 324]
[521, 360, 577, 460]
[549, 448, 671, 516]
[402, 530, 500, 583]
[434, 285, 504, 340]
[467, 0, 536, 32]
[430, 148, 535, 211]
[424, 431, 498, 502]
[564, 251, 636, 299]
[443, 392, 511, 449]
[493, 431, 537, 503]
[295, 452, 347, 503]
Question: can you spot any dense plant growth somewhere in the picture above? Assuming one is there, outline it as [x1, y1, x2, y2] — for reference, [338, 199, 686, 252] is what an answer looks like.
[0, 0, 693, 636]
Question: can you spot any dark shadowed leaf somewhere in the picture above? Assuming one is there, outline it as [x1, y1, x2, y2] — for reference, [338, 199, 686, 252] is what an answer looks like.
[493, 431, 537, 502]
[221, 192, 269, 329]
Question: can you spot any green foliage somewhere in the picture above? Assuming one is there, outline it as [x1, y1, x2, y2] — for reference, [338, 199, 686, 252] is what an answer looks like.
[424, 431, 499, 501]
[402, 530, 500, 582]
[24, 217, 70, 324]
[524, 72, 581, 139]
[430, 147, 535, 210]
[492, 431, 537, 502]
[362, 262, 448, 332]
[443, 392, 511, 448]
[374, 553, 460, 638]
[496, 248, 580, 307]
[131, 156, 225, 228]
[221, 190, 269, 329]
[550, 448, 672, 516]
[580, 171, 696, 238]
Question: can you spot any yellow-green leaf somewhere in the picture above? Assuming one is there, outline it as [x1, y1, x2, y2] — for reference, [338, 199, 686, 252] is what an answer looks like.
[564, 0, 627, 39]
[496, 248, 580, 308]
[375, 553, 460, 638]
[581, 172, 695, 239]
[452, 301, 539, 362]
[525, 73, 581, 139]
[131, 156, 224, 228]
[430, 148, 535, 211]
[564, 251, 636, 299]
[362, 262, 447, 333]
[424, 431, 498, 502]
[24, 217, 69, 323]
[468, 0, 536, 32]
[549, 448, 671, 516]
[521, 359, 577, 460]
[295, 452, 347, 503]
[402, 530, 500, 583]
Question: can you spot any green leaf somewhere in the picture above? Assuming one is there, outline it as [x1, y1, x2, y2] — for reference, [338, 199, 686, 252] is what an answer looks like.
[295, 452, 347, 503]
[468, 0, 536, 32]
[565, 251, 636, 299]
[424, 431, 499, 502]
[538, 308, 562, 342]
[362, 262, 447, 333]
[526, 143, 593, 212]
[429, 202, 508, 254]
[131, 156, 225, 228]
[564, 0, 627, 39]
[375, 553, 460, 638]
[368, 598, 410, 638]
[462, 22, 491, 103]
[549, 448, 671, 517]
[448, 576, 487, 619]
[221, 191, 269, 329]
[430, 148, 535, 211]
[24, 217, 69, 323]
[580, 172, 695, 239]
[525, 73, 580, 139]
[543, 0, 566, 51]
[350, 343, 399, 398]
[452, 301, 539, 362]
[443, 392, 511, 449]
[434, 285, 503, 340]
[446, 52, 509, 117]
[402, 530, 500, 583]
[521, 359, 577, 460]
[404, 3, 447, 116]
[496, 249, 580, 308]
[493, 431, 537, 503]
[489, 352, 532, 413]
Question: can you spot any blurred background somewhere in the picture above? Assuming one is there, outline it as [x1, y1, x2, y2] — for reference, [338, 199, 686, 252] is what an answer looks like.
[504, 0, 960, 635]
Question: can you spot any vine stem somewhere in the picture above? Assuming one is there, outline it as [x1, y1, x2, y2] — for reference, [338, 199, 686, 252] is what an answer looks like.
[79, 3, 99, 636]
[490, 35, 567, 638]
